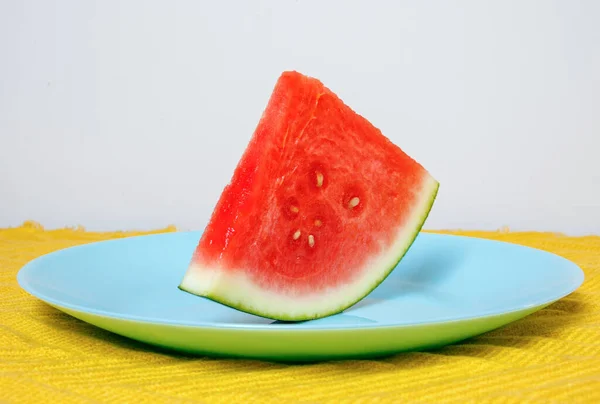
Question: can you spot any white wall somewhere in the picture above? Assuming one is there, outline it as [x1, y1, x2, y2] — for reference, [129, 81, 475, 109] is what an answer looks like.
[1, 0, 599, 235]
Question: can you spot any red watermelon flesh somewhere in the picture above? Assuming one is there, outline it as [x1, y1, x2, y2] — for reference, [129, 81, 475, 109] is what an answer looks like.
[179, 71, 439, 321]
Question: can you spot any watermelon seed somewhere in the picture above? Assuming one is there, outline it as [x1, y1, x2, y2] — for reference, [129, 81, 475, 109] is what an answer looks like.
[316, 172, 324, 188]
[308, 234, 315, 247]
[314, 219, 322, 227]
[293, 230, 301, 240]
[290, 206, 299, 213]
[348, 197, 360, 209]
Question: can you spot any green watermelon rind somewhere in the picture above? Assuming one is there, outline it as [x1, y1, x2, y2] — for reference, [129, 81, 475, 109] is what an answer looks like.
[179, 176, 439, 322]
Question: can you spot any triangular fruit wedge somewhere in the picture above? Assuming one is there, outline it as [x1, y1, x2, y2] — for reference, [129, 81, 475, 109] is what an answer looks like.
[179, 71, 439, 321]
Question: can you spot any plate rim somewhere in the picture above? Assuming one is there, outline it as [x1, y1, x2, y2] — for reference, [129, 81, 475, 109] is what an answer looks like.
[16, 231, 585, 332]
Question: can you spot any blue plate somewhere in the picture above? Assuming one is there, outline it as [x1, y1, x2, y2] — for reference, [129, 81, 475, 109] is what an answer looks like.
[17, 231, 583, 361]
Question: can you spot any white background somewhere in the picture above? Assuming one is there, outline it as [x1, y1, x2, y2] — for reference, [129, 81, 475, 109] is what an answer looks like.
[1, 1, 598, 235]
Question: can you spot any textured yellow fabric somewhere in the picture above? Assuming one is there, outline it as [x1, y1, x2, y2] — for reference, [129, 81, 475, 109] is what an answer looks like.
[1, 221, 599, 403]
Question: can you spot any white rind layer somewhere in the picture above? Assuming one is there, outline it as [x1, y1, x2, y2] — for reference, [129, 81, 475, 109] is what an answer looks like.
[179, 172, 439, 321]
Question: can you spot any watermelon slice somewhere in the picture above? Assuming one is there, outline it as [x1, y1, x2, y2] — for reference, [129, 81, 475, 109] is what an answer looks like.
[179, 71, 439, 321]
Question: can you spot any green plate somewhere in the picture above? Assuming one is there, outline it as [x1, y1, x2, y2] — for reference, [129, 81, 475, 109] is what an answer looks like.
[17, 231, 583, 361]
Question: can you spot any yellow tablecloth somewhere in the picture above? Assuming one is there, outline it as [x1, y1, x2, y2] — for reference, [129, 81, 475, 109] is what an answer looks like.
[1, 221, 599, 403]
